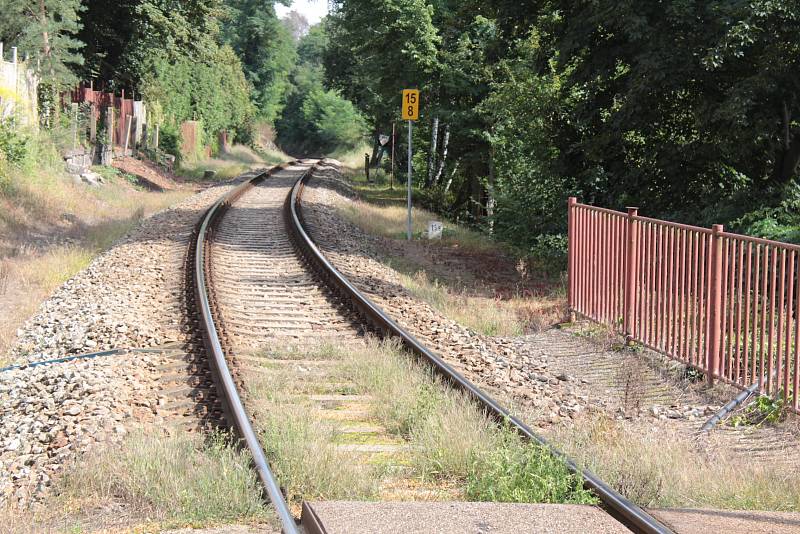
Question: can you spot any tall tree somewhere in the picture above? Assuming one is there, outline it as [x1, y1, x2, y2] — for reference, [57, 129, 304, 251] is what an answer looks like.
[224, 0, 297, 122]
[325, 0, 439, 161]
[1, 0, 84, 95]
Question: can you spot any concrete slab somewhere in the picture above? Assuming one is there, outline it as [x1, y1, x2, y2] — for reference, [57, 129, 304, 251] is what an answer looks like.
[652, 508, 800, 534]
[301, 501, 629, 533]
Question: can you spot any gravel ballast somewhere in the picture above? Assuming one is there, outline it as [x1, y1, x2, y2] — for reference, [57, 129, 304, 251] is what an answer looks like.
[1, 172, 264, 508]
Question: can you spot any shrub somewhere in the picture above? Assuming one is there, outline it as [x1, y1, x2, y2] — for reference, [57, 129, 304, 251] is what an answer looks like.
[0, 120, 30, 165]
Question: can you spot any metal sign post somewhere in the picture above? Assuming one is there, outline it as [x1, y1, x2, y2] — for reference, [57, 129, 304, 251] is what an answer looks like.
[402, 89, 419, 241]
[407, 119, 413, 240]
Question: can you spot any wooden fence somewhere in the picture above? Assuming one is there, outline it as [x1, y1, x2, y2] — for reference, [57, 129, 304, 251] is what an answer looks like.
[69, 83, 146, 149]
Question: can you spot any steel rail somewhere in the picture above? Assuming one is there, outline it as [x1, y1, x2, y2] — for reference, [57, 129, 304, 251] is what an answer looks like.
[288, 167, 673, 534]
[193, 163, 300, 534]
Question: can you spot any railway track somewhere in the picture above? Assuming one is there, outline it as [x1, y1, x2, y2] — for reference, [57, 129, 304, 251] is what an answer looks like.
[188, 160, 674, 534]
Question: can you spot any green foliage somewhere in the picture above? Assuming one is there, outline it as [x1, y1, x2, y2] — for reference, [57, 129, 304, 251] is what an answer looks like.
[1, 0, 84, 89]
[302, 88, 367, 152]
[729, 394, 788, 428]
[324, 0, 800, 254]
[325, 0, 440, 130]
[157, 123, 181, 163]
[223, 0, 297, 122]
[79, 0, 224, 85]
[0, 120, 30, 164]
[140, 44, 255, 147]
[466, 429, 595, 504]
[276, 23, 367, 155]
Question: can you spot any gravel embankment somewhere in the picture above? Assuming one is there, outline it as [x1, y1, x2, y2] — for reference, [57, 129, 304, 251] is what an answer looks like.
[9, 180, 242, 365]
[0, 353, 165, 506]
[1, 172, 260, 508]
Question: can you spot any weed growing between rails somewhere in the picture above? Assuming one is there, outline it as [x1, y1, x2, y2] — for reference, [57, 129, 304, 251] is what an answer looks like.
[2, 432, 273, 532]
[245, 338, 593, 507]
[339, 338, 595, 504]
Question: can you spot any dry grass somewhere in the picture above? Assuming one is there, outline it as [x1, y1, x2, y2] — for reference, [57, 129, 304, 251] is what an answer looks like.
[330, 178, 566, 337]
[549, 415, 800, 511]
[338, 195, 501, 254]
[0, 157, 190, 366]
[180, 144, 290, 181]
[397, 270, 525, 336]
[1, 432, 272, 533]
[329, 143, 372, 170]
[245, 349, 382, 505]
[243, 338, 592, 506]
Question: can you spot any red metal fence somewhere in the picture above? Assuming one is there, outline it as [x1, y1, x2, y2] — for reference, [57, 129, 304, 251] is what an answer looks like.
[568, 198, 800, 412]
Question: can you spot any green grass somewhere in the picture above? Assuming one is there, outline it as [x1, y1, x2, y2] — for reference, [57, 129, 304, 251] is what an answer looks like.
[339, 338, 596, 504]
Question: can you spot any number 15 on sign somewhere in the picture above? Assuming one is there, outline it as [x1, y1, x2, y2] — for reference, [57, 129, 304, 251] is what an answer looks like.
[402, 89, 419, 121]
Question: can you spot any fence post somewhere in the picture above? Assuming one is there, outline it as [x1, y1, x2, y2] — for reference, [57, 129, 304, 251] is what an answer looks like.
[707, 224, 724, 385]
[568, 197, 577, 320]
[624, 207, 639, 342]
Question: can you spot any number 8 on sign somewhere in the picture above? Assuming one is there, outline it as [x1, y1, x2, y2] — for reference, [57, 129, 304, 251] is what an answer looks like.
[402, 89, 419, 121]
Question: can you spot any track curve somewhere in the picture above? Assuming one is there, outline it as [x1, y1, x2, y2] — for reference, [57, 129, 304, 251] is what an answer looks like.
[191, 160, 674, 534]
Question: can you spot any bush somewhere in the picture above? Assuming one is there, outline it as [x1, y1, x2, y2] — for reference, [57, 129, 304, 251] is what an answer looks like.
[466, 429, 595, 504]
[0, 120, 30, 165]
[158, 123, 182, 164]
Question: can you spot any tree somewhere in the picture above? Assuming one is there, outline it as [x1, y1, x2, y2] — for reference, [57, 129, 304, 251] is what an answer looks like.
[283, 9, 310, 41]
[224, 0, 297, 122]
[276, 23, 367, 155]
[325, 0, 439, 162]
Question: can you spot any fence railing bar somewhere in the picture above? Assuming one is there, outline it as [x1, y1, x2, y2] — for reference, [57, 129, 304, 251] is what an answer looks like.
[743, 243, 753, 383]
[784, 250, 794, 400]
[777, 249, 787, 394]
[759, 247, 768, 390]
[721, 231, 800, 253]
[794, 270, 800, 409]
[632, 215, 712, 234]
[768, 247, 778, 395]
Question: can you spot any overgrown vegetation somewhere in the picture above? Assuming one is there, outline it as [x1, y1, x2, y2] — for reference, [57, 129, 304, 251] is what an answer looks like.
[275, 23, 368, 155]
[246, 338, 594, 506]
[325, 1, 800, 252]
[340, 339, 595, 504]
[729, 395, 789, 428]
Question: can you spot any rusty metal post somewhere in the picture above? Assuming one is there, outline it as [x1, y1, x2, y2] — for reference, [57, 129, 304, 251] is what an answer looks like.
[568, 197, 577, 321]
[623, 207, 639, 342]
[707, 224, 725, 385]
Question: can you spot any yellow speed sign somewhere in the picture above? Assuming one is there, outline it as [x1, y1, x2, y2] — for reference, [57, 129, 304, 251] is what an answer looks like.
[402, 89, 419, 121]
